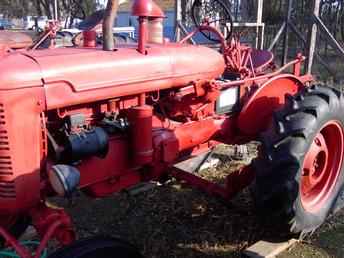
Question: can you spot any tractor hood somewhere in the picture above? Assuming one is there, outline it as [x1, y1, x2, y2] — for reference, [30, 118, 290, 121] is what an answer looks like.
[0, 52, 43, 89]
[0, 43, 225, 109]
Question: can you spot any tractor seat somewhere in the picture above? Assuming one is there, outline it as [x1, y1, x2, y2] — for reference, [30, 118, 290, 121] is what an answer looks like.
[249, 49, 274, 72]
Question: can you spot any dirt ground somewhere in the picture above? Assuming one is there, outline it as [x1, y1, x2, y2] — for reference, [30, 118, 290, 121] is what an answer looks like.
[58, 184, 272, 258]
[50, 144, 263, 257]
[60, 183, 344, 258]
[46, 143, 343, 258]
[278, 211, 344, 258]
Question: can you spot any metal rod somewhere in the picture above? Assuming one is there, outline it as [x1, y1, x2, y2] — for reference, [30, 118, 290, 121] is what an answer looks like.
[29, 30, 54, 50]
[307, 0, 321, 74]
[288, 22, 335, 75]
[256, 0, 264, 49]
[260, 23, 265, 49]
[179, 25, 226, 50]
[313, 14, 344, 59]
[34, 221, 63, 258]
[174, 0, 182, 41]
[139, 93, 146, 106]
[282, 0, 293, 65]
[138, 17, 147, 54]
[268, 22, 286, 51]
[177, 21, 196, 44]
[220, 56, 308, 89]
[0, 227, 32, 258]
[54, 0, 58, 20]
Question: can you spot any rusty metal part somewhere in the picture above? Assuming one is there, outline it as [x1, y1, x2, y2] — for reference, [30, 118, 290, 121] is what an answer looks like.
[170, 165, 255, 200]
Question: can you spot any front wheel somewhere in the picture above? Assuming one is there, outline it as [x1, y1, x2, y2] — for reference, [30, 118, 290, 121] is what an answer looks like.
[252, 85, 344, 234]
[48, 236, 143, 258]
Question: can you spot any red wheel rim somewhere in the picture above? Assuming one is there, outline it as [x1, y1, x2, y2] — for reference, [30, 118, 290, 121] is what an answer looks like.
[301, 121, 344, 213]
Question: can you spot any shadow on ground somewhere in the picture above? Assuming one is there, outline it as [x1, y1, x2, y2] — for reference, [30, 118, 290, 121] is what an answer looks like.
[52, 178, 297, 258]
[50, 142, 344, 258]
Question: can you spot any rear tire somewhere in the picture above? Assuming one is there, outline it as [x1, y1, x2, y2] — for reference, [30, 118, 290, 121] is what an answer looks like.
[252, 85, 344, 234]
[48, 236, 143, 258]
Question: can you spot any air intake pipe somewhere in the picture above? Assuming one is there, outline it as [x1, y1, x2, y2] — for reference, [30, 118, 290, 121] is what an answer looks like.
[103, 0, 165, 52]
[132, 0, 165, 54]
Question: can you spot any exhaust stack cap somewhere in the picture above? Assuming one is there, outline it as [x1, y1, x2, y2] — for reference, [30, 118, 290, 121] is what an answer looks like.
[132, 0, 165, 18]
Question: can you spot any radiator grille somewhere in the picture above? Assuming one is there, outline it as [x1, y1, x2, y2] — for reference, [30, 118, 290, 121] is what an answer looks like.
[0, 180, 15, 198]
[0, 103, 15, 199]
[0, 104, 12, 177]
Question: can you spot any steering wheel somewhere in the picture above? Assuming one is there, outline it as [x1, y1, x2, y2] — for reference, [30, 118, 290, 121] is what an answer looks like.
[191, 0, 233, 42]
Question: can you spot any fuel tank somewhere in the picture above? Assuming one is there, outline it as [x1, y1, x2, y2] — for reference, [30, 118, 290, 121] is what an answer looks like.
[0, 43, 225, 109]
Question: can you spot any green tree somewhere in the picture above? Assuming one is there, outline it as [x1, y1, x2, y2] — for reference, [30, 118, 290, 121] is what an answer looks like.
[0, 0, 99, 22]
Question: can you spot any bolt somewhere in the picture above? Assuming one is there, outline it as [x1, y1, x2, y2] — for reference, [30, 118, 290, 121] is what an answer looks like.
[302, 168, 310, 176]
[314, 138, 321, 146]
[311, 166, 316, 174]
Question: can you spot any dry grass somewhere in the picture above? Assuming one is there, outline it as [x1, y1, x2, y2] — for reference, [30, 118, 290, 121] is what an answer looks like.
[51, 143, 288, 258]
[50, 143, 344, 257]
[198, 143, 258, 185]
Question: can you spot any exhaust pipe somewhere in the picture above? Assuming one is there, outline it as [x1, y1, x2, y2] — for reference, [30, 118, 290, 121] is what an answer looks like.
[132, 0, 165, 54]
[103, 0, 119, 51]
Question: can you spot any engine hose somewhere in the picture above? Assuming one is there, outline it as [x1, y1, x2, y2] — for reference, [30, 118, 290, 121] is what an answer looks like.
[0, 241, 48, 258]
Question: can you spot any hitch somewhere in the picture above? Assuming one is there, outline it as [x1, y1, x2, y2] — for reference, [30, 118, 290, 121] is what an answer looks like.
[171, 157, 255, 201]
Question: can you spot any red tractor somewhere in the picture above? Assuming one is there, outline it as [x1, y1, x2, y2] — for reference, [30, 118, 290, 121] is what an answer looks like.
[0, 0, 343, 257]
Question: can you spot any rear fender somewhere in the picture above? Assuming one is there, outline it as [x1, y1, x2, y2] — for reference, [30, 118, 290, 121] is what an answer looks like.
[237, 75, 305, 136]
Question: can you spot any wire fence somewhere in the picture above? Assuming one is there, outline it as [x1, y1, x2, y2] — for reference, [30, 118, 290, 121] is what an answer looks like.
[226, 0, 344, 82]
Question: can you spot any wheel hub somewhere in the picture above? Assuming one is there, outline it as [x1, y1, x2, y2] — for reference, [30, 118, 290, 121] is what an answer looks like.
[303, 134, 328, 186]
[301, 121, 344, 212]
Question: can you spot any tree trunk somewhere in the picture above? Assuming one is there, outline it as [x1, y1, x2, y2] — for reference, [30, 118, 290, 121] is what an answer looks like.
[34, 0, 43, 16]
[39, 0, 52, 19]
[103, 0, 119, 51]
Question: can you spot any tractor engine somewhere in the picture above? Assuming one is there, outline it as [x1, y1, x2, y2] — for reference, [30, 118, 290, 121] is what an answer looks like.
[0, 1, 227, 223]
